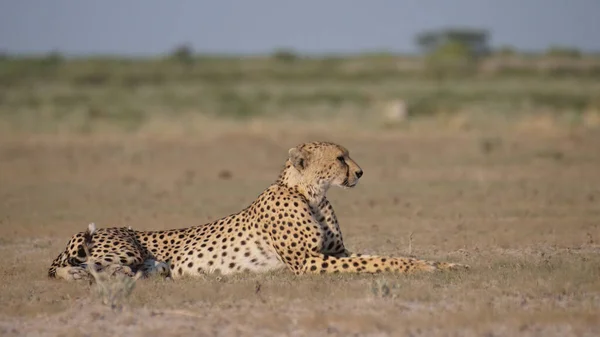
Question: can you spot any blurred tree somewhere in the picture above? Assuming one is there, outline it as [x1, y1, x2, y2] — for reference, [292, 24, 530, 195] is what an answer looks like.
[271, 48, 299, 63]
[170, 44, 195, 66]
[416, 28, 490, 57]
[416, 28, 489, 79]
[425, 40, 476, 78]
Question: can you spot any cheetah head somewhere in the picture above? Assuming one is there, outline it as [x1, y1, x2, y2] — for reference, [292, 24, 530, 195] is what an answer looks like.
[287, 141, 363, 190]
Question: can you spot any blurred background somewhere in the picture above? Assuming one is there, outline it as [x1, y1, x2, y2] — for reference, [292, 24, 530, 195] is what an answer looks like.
[1, 0, 599, 135]
[1, 3, 600, 333]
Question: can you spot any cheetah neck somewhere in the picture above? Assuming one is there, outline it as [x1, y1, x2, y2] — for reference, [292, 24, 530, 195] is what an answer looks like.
[276, 162, 328, 205]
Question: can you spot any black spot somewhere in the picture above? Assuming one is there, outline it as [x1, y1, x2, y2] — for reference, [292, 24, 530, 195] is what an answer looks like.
[76, 246, 86, 258]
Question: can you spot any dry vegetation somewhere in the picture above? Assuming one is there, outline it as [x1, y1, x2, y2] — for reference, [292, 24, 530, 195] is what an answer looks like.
[1, 54, 599, 134]
[0, 54, 599, 336]
[0, 122, 599, 336]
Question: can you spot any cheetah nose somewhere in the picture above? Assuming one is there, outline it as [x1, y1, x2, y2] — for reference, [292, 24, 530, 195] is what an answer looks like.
[355, 170, 363, 178]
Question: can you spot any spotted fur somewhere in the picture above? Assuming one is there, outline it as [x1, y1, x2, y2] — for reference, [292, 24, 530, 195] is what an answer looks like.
[48, 141, 468, 281]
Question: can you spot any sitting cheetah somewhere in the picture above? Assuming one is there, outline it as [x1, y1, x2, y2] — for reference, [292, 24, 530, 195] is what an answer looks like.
[48, 141, 468, 281]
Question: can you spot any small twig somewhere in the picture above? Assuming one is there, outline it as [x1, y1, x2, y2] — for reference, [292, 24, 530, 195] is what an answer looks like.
[159, 309, 205, 318]
[408, 232, 414, 255]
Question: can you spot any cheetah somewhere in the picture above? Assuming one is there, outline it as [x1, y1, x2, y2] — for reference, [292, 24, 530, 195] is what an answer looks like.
[48, 141, 469, 281]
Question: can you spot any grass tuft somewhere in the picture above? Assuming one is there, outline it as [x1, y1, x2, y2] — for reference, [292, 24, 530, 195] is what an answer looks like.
[81, 223, 142, 310]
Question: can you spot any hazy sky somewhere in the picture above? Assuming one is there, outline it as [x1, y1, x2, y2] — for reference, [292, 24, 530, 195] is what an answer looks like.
[1, 0, 598, 56]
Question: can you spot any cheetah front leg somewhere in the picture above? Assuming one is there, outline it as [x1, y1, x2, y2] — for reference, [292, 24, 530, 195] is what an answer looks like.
[300, 253, 469, 275]
[328, 249, 372, 258]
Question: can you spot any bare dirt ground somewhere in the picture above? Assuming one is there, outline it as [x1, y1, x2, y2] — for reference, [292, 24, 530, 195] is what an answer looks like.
[0, 125, 599, 336]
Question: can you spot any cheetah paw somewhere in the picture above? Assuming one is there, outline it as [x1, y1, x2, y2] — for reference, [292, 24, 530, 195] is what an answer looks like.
[103, 264, 135, 278]
[443, 262, 470, 271]
[67, 266, 92, 281]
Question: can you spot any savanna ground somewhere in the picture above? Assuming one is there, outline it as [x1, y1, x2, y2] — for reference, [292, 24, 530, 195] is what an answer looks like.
[0, 55, 599, 336]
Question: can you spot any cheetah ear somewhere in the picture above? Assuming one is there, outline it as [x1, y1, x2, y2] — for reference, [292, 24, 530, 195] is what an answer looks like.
[288, 147, 308, 171]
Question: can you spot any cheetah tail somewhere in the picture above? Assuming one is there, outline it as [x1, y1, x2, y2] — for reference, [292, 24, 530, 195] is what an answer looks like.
[82, 222, 104, 280]
[81, 222, 96, 262]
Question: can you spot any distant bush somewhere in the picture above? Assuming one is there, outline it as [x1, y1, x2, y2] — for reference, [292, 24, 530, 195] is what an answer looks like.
[271, 48, 299, 63]
[42, 51, 64, 66]
[358, 50, 396, 59]
[170, 44, 195, 65]
[546, 46, 582, 58]
[496, 45, 517, 57]
[425, 41, 477, 78]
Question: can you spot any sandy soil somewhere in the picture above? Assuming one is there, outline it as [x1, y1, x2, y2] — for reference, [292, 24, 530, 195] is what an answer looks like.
[0, 126, 599, 336]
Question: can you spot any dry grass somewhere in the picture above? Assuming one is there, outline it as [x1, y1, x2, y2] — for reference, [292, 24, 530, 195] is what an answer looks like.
[0, 122, 599, 336]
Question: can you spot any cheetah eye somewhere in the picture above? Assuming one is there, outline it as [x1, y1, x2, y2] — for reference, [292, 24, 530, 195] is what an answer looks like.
[337, 155, 345, 163]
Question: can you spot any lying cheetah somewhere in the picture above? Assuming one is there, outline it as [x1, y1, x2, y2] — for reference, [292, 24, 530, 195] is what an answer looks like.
[48, 141, 468, 281]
